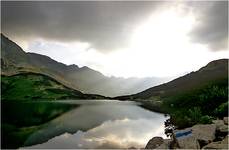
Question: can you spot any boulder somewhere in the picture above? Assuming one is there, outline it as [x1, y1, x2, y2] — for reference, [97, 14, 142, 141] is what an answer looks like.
[223, 117, 228, 125]
[202, 142, 228, 149]
[145, 137, 164, 149]
[213, 120, 228, 140]
[213, 119, 225, 129]
[218, 124, 228, 134]
[174, 124, 216, 148]
[192, 124, 216, 144]
[174, 128, 200, 149]
[221, 136, 228, 145]
[177, 136, 200, 149]
[155, 139, 171, 149]
[202, 136, 228, 149]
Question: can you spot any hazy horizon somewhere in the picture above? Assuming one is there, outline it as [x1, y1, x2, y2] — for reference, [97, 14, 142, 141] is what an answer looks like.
[2, 1, 228, 78]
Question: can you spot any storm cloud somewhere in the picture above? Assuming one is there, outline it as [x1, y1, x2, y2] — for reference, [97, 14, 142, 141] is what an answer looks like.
[188, 1, 228, 51]
[1, 1, 164, 52]
[1, 1, 228, 52]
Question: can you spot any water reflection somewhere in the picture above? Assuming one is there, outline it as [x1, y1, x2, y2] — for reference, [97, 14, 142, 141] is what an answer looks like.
[23, 100, 167, 149]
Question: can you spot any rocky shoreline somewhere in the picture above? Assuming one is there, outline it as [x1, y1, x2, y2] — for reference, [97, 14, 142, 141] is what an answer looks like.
[145, 117, 228, 149]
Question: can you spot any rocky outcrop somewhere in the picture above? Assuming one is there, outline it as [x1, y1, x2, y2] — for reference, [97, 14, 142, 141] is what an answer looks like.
[177, 136, 200, 149]
[202, 135, 228, 149]
[173, 124, 216, 149]
[213, 119, 229, 141]
[145, 118, 228, 149]
[213, 120, 225, 129]
[218, 125, 228, 134]
[223, 117, 228, 125]
[155, 139, 171, 149]
[192, 124, 216, 145]
[145, 137, 164, 149]
[145, 137, 172, 149]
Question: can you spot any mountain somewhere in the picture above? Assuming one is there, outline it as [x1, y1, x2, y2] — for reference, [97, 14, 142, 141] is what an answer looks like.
[115, 59, 228, 100]
[1, 72, 106, 100]
[114, 59, 228, 128]
[1, 34, 171, 97]
[1, 34, 29, 71]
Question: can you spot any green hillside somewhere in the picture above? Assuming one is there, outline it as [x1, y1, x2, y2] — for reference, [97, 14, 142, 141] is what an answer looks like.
[1, 72, 105, 149]
[163, 78, 228, 128]
[1, 72, 105, 101]
[115, 59, 228, 128]
[1, 33, 171, 97]
[116, 59, 228, 100]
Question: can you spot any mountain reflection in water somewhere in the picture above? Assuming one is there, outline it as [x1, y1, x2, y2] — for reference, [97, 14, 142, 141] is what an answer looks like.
[23, 100, 167, 149]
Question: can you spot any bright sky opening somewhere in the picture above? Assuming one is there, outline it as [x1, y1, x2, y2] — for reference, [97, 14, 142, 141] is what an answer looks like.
[3, 1, 228, 78]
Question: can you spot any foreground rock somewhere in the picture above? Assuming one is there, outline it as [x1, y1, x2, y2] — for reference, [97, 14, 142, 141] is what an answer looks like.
[192, 124, 216, 145]
[177, 136, 200, 149]
[145, 118, 228, 149]
[214, 119, 229, 133]
[174, 124, 216, 148]
[145, 137, 164, 149]
[213, 119, 229, 140]
[155, 139, 171, 149]
[213, 120, 225, 129]
[223, 117, 228, 125]
[218, 124, 228, 135]
[202, 135, 228, 149]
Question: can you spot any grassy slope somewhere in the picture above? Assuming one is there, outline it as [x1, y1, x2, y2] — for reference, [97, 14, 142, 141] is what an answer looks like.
[1, 72, 107, 148]
[162, 78, 228, 128]
[1, 72, 106, 101]
[116, 59, 228, 100]
[115, 59, 228, 128]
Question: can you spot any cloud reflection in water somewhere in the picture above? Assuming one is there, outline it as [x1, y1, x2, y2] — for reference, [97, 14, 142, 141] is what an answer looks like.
[23, 100, 167, 149]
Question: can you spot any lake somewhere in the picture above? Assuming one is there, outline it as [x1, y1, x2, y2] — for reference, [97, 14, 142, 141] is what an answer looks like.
[4, 100, 167, 149]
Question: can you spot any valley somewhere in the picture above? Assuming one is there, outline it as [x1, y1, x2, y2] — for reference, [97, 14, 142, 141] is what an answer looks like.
[1, 34, 228, 149]
[1, 34, 171, 97]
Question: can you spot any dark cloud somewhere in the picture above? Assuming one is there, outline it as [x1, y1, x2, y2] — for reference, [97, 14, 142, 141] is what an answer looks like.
[188, 1, 228, 51]
[1, 1, 228, 52]
[1, 1, 163, 52]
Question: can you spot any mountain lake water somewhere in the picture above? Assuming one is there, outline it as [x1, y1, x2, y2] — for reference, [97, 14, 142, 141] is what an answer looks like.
[20, 100, 167, 149]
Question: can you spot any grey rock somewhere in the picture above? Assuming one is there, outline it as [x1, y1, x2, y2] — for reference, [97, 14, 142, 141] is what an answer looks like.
[223, 117, 228, 125]
[177, 136, 200, 149]
[202, 136, 228, 149]
[218, 124, 228, 134]
[192, 124, 216, 144]
[221, 136, 229, 144]
[213, 120, 225, 129]
[155, 139, 171, 149]
[145, 137, 164, 149]
[202, 142, 228, 149]
[213, 119, 228, 139]
[174, 128, 200, 149]
[174, 124, 216, 148]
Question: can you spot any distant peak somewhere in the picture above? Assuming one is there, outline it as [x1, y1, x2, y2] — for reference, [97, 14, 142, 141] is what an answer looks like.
[207, 59, 228, 65]
[199, 59, 228, 72]
[78, 66, 105, 76]
[68, 64, 79, 69]
[81, 66, 90, 69]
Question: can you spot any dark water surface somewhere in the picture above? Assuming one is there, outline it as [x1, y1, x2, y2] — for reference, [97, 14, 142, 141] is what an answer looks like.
[21, 100, 167, 149]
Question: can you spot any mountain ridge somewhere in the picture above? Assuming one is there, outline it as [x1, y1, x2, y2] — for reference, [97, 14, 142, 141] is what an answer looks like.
[114, 58, 228, 100]
[1, 72, 106, 100]
[1, 33, 171, 96]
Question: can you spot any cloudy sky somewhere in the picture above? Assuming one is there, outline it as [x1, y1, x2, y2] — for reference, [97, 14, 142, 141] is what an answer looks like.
[2, 1, 228, 78]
